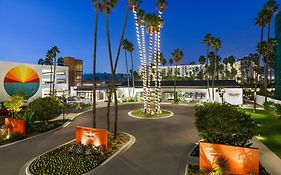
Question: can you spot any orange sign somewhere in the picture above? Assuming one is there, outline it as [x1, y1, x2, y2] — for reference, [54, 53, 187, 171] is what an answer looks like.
[4, 118, 27, 137]
[200, 142, 259, 175]
[76, 126, 108, 150]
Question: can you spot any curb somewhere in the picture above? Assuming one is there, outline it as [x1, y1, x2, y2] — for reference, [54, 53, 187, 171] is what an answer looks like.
[21, 132, 135, 175]
[0, 109, 92, 149]
[128, 110, 174, 120]
[184, 142, 199, 175]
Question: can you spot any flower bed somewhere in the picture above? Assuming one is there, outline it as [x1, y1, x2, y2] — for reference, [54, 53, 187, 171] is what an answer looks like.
[28, 132, 130, 175]
[129, 109, 173, 119]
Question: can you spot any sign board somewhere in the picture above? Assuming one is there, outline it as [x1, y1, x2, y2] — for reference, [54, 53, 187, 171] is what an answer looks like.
[200, 142, 259, 175]
[4, 118, 26, 137]
[76, 126, 108, 150]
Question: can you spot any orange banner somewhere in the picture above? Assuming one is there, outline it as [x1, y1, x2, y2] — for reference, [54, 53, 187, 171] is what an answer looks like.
[4, 118, 26, 137]
[200, 142, 259, 175]
[76, 126, 108, 150]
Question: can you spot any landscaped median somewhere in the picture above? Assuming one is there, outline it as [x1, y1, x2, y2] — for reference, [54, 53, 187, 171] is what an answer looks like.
[128, 109, 174, 119]
[24, 131, 135, 175]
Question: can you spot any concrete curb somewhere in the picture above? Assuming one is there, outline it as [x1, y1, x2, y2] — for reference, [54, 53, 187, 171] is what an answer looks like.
[0, 109, 92, 149]
[184, 142, 199, 175]
[21, 132, 135, 175]
[128, 110, 174, 120]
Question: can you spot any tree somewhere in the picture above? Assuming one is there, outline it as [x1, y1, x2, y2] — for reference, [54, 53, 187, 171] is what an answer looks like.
[50, 46, 60, 96]
[198, 56, 206, 80]
[254, 9, 267, 112]
[171, 49, 184, 103]
[203, 33, 213, 101]
[263, 0, 279, 102]
[160, 53, 167, 66]
[91, 0, 103, 128]
[122, 39, 131, 97]
[57, 57, 64, 66]
[127, 41, 135, 97]
[3, 94, 25, 118]
[211, 38, 222, 101]
[46, 50, 53, 96]
[38, 58, 45, 65]
[169, 58, 173, 65]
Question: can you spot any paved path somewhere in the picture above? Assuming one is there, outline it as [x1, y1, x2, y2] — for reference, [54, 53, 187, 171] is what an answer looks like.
[0, 104, 199, 175]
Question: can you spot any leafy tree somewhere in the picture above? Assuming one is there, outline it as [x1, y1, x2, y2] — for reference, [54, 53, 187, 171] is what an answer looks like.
[57, 57, 64, 66]
[38, 58, 45, 65]
[3, 94, 25, 118]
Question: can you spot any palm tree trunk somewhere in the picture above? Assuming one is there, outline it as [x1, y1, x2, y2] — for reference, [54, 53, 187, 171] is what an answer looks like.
[254, 27, 264, 112]
[206, 47, 211, 101]
[52, 57, 57, 96]
[264, 23, 271, 102]
[92, 10, 98, 128]
[125, 50, 130, 98]
[130, 52, 135, 97]
[174, 65, 177, 103]
[156, 31, 161, 113]
[105, 14, 118, 138]
[106, 85, 112, 130]
[141, 26, 147, 113]
[146, 31, 153, 114]
[49, 62, 53, 96]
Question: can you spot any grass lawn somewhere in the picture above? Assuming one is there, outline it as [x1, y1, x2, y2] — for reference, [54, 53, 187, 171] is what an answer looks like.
[244, 109, 281, 158]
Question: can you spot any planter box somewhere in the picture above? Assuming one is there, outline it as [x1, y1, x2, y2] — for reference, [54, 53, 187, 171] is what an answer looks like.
[4, 118, 26, 137]
[76, 126, 108, 150]
[200, 142, 259, 175]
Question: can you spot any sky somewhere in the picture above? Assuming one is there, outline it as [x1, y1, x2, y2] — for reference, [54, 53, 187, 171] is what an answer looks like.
[0, 0, 280, 74]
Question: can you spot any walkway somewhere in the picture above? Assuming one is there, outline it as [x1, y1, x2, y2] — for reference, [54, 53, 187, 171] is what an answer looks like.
[0, 104, 199, 175]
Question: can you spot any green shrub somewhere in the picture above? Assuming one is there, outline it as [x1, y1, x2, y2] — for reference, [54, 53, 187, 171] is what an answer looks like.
[16, 110, 36, 132]
[263, 101, 276, 111]
[28, 97, 63, 121]
[3, 94, 25, 117]
[275, 104, 281, 114]
[194, 103, 257, 147]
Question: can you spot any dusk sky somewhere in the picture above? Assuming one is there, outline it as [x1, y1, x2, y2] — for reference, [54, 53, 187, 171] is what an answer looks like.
[0, 0, 280, 74]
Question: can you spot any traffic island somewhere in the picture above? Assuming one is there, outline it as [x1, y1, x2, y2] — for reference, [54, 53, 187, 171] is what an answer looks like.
[25, 132, 135, 175]
[128, 109, 174, 119]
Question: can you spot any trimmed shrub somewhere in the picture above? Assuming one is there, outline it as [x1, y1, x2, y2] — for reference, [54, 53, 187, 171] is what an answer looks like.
[28, 97, 63, 121]
[194, 103, 257, 147]
[263, 101, 276, 111]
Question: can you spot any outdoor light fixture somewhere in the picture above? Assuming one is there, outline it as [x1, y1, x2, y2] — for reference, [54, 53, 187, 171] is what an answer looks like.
[216, 87, 225, 103]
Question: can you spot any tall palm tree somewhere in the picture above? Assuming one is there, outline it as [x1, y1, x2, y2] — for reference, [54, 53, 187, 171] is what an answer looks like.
[160, 53, 166, 66]
[254, 9, 267, 112]
[103, 0, 119, 138]
[211, 38, 222, 101]
[203, 33, 213, 101]
[171, 49, 184, 104]
[267, 38, 278, 87]
[91, 0, 103, 128]
[46, 49, 53, 96]
[263, 0, 279, 102]
[50, 46, 60, 96]
[127, 41, 135, 97]
[199, 55, 206, 80]
[122, 39, 131, 97]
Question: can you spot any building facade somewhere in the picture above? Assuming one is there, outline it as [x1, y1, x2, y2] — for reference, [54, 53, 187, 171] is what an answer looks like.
[0, 61, 68, 102]
[275, 12, 281, 100]
[63, 57, 83, 88]
[160, 64, 203, 78]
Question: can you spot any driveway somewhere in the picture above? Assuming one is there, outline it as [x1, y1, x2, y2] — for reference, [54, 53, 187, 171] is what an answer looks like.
[0, 104, 199, 175]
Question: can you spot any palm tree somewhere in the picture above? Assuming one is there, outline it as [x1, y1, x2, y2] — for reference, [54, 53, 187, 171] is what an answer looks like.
[171, 49, 184, 103]
[122, 39, 131, 98]
[199, 55, 206, 80]
[254, 9, 267, 112]
[160, 53, 167, 66]
[57, 57, 64, 66]
[46, 49, 53, 96]
[50, 46, 60, 96]
[103, 0, 119, 138]
[211, 38, 222, 101]
[91, 0, 103, 128]
[203, 33, 213, 101]
[263, 0, 279, 102]
[169, 58, 173, 65]
[267, 38, 278, 87]
[127, 41, 135, 97]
